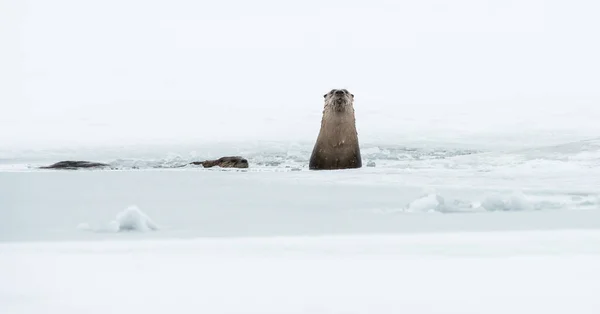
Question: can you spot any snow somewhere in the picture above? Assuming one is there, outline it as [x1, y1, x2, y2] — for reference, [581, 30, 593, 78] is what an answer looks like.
[2, 230, 600, 313]
[404, 193, 447, 213]
[75, 223, 91, 231]
[481, 192, 534, 212]
[70, 205, 159, 233]
[108, 205, 159, 232]
[2, 0, 600, 313]
[2, 163, 600, 244]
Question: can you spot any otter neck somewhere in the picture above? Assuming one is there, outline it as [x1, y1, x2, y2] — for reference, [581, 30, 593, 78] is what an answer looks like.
[322, 104, 356, 126]
[326, 102, 353, 113]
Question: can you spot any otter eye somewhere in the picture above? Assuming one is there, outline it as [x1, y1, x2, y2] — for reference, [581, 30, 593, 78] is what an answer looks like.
[343, 89, 348, 94]
[323, 94, 327, 98]
[351, 94, 354, 97]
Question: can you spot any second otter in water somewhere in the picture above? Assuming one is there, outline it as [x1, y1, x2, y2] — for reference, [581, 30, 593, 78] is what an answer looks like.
[309, 89, 362, 170]
[190, 156, 249, 168]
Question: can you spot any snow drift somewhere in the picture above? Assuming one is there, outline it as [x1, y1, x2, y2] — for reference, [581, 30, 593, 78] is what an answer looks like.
[78, 205, 159, 233]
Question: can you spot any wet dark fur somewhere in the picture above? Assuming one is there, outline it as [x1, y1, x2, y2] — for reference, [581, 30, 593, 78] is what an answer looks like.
[40, 156, 249, 170]
[40, 161, 110, 170]
[190, 156, 249, 168]
[309, 89, 362, 170]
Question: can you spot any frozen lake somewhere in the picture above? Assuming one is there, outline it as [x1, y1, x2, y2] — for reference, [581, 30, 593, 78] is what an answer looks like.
[3, 0, 600, 312]
[2, 230, 600, 314]
[2, 130, 600, 314]
[2, 137, 600, 242]
[3, 138, 600, 314]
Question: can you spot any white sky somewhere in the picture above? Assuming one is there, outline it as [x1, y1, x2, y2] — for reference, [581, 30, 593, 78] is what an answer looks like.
[1, 0, 599, 148]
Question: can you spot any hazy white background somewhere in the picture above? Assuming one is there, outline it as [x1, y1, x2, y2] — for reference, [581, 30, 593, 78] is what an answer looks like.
[2, 0, 600, 149]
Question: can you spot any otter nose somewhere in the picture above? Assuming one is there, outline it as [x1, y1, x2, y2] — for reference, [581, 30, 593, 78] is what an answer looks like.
[335, 90, 344, 96]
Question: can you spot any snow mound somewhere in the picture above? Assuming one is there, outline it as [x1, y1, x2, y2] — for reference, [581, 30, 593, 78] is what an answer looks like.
[394, 191, 590, 214]
[401, 193, 480, 213]
[481, 192, 534, 212]
[77, 205, 159, 233]
[405, 194, 446, 213]
[108, 205, 159, 232]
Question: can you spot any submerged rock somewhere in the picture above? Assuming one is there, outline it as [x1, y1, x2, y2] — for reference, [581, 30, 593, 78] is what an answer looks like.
[39, 161, 111, 170]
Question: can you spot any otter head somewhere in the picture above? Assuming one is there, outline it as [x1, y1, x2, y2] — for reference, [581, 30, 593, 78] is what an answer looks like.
[324, 89, 354, 112]
[218, 156, 249, 168]
[197, 156, 249, 168]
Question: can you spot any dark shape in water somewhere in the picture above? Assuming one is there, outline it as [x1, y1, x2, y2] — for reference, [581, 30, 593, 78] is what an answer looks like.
[39, 161, 111, 170]
[40, 156, 249, 170]
[189, 156, 249, 168]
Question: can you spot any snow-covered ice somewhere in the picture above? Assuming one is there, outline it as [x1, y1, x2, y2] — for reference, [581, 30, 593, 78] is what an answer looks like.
[3, 0, 600, 312]
[2, 230, 600, 313]
[3, 136, 600, 313]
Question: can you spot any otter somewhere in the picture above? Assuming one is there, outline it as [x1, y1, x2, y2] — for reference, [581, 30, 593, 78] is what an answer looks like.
[189, 156, 249, 168]
[40, 161, 111, 170]
[309, 88, 362, 170]
[40, 156, 249, 170]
